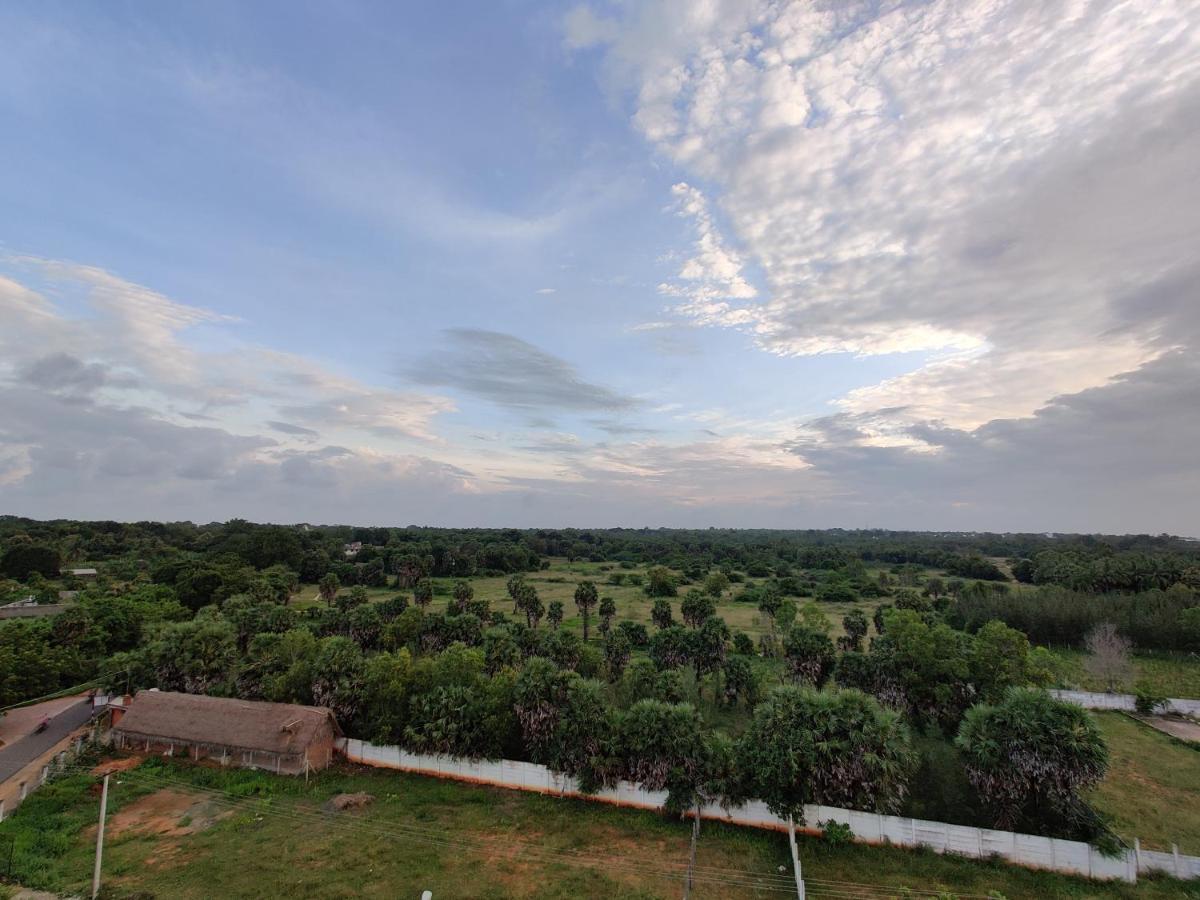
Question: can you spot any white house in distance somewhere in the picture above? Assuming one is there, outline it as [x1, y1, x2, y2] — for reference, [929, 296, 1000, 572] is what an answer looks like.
[61, 568, 98, 578]
[343, 542, 362, 559]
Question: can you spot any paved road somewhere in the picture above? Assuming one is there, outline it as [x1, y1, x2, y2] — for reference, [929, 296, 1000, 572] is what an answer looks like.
[0, 699, 93, 783]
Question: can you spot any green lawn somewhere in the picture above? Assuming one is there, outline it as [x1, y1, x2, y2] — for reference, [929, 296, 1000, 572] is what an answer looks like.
[1048, 649, 1200, 699]
[1089, 712, 1200, 854]
[2, 756, 1197, 900]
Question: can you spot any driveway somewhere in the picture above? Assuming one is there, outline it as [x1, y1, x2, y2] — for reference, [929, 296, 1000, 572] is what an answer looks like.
[0, 698, 93, 783]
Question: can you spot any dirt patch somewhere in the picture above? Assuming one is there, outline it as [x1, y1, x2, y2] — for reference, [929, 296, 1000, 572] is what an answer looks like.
[92, 756, 145, 777]
[1138, 714, 1200, 743]
[327, 791, 375, 811]
[107, 788, 231, 839]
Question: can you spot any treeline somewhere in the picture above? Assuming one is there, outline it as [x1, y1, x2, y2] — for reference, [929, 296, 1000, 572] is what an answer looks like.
[950, 585, 1200, 651]
[1011, 548, 1200, 593]
[0, 585, 187, 707]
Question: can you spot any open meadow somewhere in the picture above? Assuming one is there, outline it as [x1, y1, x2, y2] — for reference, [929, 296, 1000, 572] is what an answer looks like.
[2, 754, 1198, 900]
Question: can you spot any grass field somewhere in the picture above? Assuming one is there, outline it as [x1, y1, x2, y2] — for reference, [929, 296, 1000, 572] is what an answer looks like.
[2, 755, 1197, 900]
[292, 558, 884, 648]
[1046, 649, 1200, 699]
[1088, 712, 1200, 854]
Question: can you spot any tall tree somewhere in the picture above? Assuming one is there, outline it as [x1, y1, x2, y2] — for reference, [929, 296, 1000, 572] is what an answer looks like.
[574, 580, 599, 641]
[839, 609, 869, 652]
[451, 580, 474, 614]
[598, 596, 617, 636]
[956, 688, 1108, 830]
[680, 590, 716, 628]
[1083, 622, 1132, 693]
[650, 598, 674, 630]
[782, 625, 835, 687]
[413, 578, 434, 612]
[318, 572, 341, 607]
[736, 685, 914, 820]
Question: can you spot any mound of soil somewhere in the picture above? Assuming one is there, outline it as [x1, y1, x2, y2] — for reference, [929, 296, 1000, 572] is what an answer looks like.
[327, 792, 375, 811]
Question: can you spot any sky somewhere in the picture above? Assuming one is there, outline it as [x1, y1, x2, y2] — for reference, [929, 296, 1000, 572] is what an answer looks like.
[1, 0, 1197, 534]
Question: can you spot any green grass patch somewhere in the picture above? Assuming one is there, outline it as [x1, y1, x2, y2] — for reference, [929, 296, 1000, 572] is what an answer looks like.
[1089, 712, 1200, 854]
[1048, 649, 1200, 699]
[2, 755, 1197, 898]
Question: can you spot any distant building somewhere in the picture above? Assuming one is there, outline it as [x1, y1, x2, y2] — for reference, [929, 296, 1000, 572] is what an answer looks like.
[343, 541, 363, 558]
[110, 691, 341, 776]
[62, 568, 98, 578]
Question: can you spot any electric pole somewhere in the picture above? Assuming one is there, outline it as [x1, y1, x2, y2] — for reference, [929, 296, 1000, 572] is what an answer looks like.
[92, 774, 109, 899]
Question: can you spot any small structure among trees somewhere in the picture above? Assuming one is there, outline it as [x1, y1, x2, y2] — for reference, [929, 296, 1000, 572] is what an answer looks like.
[110, 691, 341, 775]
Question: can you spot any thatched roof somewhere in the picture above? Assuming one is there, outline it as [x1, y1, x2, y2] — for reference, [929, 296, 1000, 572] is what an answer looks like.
[113, 691, 340, 756]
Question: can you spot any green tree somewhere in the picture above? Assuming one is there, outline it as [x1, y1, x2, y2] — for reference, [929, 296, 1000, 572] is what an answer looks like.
[721, 656, 758, 707]
[736, 686, 915, 820]
[337, 585, 369, 612]
[650, 598, 674, 630]
[412, 578, 434, 612]
[310, 636, 367, 723]
[546, 600, 564, 630]
[874, 608, 972, 730]
[598, 596, 617, 635]
[649, 624, 691, 671]
[703, 571, 730, 598]
[318, 572, 341, 607]
[0, 544, 61, 581]
[359, 649, 413, 743]
[574, 580, 599, 641]
[839, 610, 869, 652]
[782, 625, 835, 687]
[514, 657, 573, 760]
[969, 620, 1036, 703]
[517, 583, 545, 629]
[618, 699, 708, 812]
[732, 631, 755, 655]
[680, 590, 716, 628]
[956, 688, 1108, 830]
[547, 678, 618, 792]
[645, 566, 678, 598]
[146, 613, 238, 695]
[506, 573, 527, 614]
[451, 579, 474, 614]
[689, 616, 729, 684]
[603, 631, 632, 682]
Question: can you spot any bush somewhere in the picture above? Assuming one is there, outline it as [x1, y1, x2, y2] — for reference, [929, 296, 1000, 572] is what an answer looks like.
[820, 820, 854, 845]
[1133, 682, 1169, 715]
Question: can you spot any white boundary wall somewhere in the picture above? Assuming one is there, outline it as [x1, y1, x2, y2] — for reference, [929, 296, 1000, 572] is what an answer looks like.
[1049, 689, 1200, 717]
[339, 738, 1200, 883]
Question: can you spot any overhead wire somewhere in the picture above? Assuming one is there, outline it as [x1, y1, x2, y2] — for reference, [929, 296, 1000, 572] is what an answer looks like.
[67, 765, 801, 894]
[60, 762, 998, 898]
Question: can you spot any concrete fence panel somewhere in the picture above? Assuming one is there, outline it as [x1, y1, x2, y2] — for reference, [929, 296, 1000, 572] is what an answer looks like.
[332, 738, 1200, 884]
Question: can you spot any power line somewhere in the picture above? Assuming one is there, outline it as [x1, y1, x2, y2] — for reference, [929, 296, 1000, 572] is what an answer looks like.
[0, 668, 130, 714]
[66, 766, 801, 894]
[58, 763, 998, 898]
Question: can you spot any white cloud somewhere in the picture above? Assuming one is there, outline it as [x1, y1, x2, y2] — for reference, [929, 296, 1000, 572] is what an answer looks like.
[0, 259, 455, 443]
[577, 0, 1200, 428]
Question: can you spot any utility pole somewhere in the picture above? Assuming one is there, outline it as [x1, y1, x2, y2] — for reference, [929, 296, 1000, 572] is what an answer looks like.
[787, 815, 805, 900]
[92, 774, 109, 899]
[682, 804, 700, 899]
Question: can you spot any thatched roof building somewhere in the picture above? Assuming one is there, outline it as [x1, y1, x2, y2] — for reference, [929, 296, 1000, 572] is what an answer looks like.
[111, 691, 340, 775]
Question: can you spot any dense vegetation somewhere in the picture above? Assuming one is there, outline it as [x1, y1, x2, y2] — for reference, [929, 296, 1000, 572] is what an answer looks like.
[3, 516, 1198, 845]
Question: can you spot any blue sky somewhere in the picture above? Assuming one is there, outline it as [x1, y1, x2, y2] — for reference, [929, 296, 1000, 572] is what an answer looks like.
[2, 1, 1198, 532]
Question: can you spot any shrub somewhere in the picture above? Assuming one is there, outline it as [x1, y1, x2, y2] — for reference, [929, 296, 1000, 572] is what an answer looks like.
[820, 820, 854, 845]
[1133, 682, 1169, 715]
